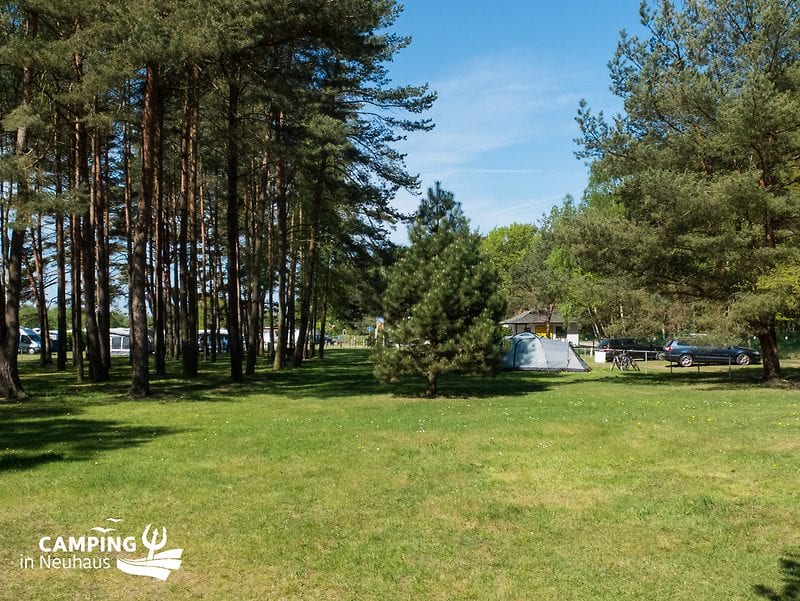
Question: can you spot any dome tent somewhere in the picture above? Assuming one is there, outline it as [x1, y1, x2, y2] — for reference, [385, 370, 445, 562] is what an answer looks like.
[502, 332, 590, 372]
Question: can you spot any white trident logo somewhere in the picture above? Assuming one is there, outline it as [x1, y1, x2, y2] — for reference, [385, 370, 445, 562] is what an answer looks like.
[117, 523, 184, 581]
[142, 524, 167, 560]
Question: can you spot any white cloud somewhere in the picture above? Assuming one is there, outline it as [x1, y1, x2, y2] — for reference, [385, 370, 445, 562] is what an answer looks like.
[400, 51, 583, 169]
[390, 49, 618, 243]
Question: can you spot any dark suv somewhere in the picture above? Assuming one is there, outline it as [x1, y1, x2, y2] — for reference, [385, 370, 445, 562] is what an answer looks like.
[597, 337, 663, 361]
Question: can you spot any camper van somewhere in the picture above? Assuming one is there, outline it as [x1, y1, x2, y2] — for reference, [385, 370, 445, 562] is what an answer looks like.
[110, 328, 132, 355]
[108, 328, 154, 355]
[19, 327, 43, 354]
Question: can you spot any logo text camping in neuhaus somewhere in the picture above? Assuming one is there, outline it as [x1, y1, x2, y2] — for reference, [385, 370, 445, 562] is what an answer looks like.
[23, 519, 183, 581]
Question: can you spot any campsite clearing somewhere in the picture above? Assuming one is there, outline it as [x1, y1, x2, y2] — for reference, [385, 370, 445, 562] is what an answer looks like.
[1, 351, 799, 600]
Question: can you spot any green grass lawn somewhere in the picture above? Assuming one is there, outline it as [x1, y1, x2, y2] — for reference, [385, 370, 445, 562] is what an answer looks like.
[1, 351, 799, 600]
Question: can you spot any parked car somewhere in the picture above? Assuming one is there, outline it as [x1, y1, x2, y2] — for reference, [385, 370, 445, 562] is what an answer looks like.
[597, 337, 664, 361]
[19, 327, 43, 354]
[663, 338, 761, 367]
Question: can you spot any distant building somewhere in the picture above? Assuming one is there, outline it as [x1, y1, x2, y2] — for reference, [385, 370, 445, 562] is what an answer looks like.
[501, 309, 579, 344]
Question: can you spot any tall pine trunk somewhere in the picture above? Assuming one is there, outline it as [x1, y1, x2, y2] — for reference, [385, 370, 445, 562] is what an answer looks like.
[55, 208, 68, 371]
[79, 119, 106, 382]
[153, 92, 167, 375]
[29, 220, 51, 366]
[266, 174, 276, 364]
[70, 23, 92, 382]
[130, 64, 158, 397]
[226, 76, 243, 381]
[246, 153, 269, 375]
[273, 113, 289, 370]
[210, 201, 220, 363]
[93, 129, 111, 376]
[318, 299, 328, 360]
[287, 209, 298, 358]
[273, 185, 288, 370]
[70, 211, 83, 381]
[170, 197, 181, 359]
[200, 184, 209, 362]
[179, 67, 200, 378]
[0, 228, 26, 399]
[72, 36, 108, 382]
[0, 9, 37, 399]
[54, 125, 68, 371]
[293, 156, 326, 367]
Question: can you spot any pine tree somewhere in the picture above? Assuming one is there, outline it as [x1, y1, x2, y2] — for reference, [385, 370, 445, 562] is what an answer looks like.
[575, 0, 800, 380]
[375, 183, 506, 396]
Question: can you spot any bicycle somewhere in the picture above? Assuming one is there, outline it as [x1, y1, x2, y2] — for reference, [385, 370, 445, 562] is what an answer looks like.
[610, 350, 639, 371]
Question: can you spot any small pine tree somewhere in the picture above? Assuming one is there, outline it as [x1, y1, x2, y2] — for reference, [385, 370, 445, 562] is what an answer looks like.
[374, 183, 507, 396]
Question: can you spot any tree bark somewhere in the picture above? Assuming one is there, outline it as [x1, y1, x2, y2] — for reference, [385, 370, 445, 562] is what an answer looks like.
[179, 66, 200, 378]
[318, 300, 328, 360]
[0, 227, 27, 399]
[55, 208, 68, 371]
[0, 9, 37, 399]
[29, 220, 51, 366]
[200, 183, 209, 361]
[93, 128, 111, 375]
[81, 202, 104, 381]
[69, 20, 86, 382]
[210, 201, 220, 363]
[168, 194, 180, 359]
[755, 321, 782, 381]
[273, 180, 288, 370]
[293, 156, 326, 367]
[55, 125, 68, 371]
[246, 153, 269, 375]
[123, 81, 134, 347]
[74, 32, 107, 380]
[286, 207, 298, 360]
[266, 181, 276, 364]
[425, 371, 438, 397]
[273, 112, 289, 370]
[129, 64, 158, 397]
[80, 118, 106, 382]
[70, 211, 84, 381]
[153, 90, 167, 375]
[226, 76, 243, 381]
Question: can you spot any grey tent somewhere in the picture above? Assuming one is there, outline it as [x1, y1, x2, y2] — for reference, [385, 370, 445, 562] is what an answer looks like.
[502, 332, 590, 372]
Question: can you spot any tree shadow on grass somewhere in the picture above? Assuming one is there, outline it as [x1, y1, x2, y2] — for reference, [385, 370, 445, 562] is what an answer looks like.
[754, 553, 800, 600]
[17, 359, 250, 406]
[603, 364, 800, 391]
[263, 350, 568, 400]
[0, 402, 182, 472]
[16, 349, 585, 405]
[143, 350, 585, 400]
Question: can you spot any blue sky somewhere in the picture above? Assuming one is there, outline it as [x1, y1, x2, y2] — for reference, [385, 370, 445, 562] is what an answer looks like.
[385, 1, 645, 239]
